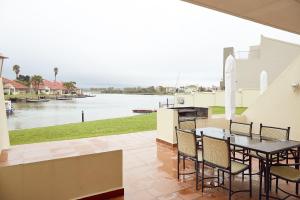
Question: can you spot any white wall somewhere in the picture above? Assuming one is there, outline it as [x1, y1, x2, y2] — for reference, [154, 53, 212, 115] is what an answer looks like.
[0, 150, 123, 200]
[244, 54, 300, 140]
[174, 89, 260, 108]
[236, 36, 300, 90]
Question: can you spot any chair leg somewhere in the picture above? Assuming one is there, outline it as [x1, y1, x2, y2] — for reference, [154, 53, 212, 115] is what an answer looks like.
[217, 169, 220, 186]
[276, 177, 278, 193]
[270, 175, 272, 191]
[177, 153, 180, 180]
[233, 147, 236, 159]
[242, 149, 245, 181]
[286, 152, 289, 184]
[183, 156, 185, 169]
[259, 161, 263, 200]
[249, 158, 252, 197]
[201, 162, 204, 193]
[196, 162, 199, 190]
[222, 171, 225, 185]
[229, 172, 232, 200]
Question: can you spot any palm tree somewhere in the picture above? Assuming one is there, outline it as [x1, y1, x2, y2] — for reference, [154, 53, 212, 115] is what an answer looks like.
[30, 75, 43, 94]
[63, 81, 76, 94]
[54, 67, 58, 81]
[12, 65, 20, 79]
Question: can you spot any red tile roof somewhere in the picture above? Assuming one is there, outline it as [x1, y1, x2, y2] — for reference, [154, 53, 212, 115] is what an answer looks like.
[2, 77, 28, 89]
[39, 80, 67, 90]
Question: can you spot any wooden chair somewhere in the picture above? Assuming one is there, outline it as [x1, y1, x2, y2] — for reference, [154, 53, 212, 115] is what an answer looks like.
[175, 127, 202, 190]
[178, 118, 197, 131]
[229, 120, 253, 180]
[201, 133, 252, 200]
[259, 162, 300, 199]
[252, 124, 291, 192]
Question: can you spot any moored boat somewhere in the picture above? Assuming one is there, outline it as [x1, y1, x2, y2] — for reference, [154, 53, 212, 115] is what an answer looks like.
[5, 100, 14, 114]
[26, 99, 50, 103]
[56, 97, 73, 100]
[132, 109, 157, 114]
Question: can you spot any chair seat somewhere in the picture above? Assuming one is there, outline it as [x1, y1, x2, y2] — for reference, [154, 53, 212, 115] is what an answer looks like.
[231, 161, 248, 174]
[270, 166, 300, 182]
[249, 151, 278, 160]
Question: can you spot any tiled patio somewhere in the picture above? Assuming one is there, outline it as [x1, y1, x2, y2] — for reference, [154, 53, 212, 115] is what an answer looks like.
[1, 131, 298, 200]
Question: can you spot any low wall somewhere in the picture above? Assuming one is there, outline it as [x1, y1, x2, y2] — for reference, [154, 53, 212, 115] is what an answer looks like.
[156, 108, 247, 145]
[0, 150, 123, 200]
[174, 90, 260, 108]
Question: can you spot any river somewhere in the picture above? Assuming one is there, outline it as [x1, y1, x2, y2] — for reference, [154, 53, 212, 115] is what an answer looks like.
[7, 94, 173, 130]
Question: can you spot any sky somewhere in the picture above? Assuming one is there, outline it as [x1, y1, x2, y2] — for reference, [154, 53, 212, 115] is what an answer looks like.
[1, 0, 300, 88]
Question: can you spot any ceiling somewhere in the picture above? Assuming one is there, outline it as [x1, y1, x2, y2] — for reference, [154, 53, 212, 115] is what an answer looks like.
[183, 0, 300, 35]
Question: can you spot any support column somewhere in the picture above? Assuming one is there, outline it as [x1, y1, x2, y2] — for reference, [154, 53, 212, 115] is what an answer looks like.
[0, 77, 10, 151]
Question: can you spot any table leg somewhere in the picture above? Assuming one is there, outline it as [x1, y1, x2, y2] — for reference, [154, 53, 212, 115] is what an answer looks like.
[265, 153, 270, 200]
[296, 147, 300, 195]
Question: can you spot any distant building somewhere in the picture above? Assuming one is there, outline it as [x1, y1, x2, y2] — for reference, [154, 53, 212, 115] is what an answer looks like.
[184, 85, 199, 93]
[222, 35, 300, 90]
[37, 80, 67, 95]
[2, 77, 28, 95]
[165, 87, 176, 94]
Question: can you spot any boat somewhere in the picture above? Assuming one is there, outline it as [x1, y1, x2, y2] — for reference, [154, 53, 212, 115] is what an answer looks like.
[26, 99, 50, 103]
[5, 100, 14, 114]
[56, 97, 73, 100]
[85, 94, 96, 97]
[132, 109, 157, 114]
[74, 95, 86, 98]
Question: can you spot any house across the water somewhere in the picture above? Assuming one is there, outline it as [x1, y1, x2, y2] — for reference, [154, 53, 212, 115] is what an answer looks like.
[37, 80, 67, 95]
[2, 77, 28, 95]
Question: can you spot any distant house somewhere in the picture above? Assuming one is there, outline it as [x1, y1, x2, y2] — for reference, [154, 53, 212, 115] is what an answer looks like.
[37, 80, 67, 95]
[2, 77, 28, 95]
[184, 85, 199, 93]
[165, 87, 176, 94]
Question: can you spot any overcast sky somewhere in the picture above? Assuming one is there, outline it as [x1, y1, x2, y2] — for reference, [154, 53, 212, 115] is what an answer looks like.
[1, 0, 300, 88]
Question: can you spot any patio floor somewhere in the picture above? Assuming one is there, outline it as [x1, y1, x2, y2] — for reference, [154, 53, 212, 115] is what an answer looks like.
[1, 131, 298, 200]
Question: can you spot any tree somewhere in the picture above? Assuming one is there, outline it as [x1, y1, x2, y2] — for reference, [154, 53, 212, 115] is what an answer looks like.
[17, 74, 31, 86]
[54, 67, 58, 81]
[12, 65, 20, 79]
[30, 75, 43, 94]
[63, 81, 77, 93]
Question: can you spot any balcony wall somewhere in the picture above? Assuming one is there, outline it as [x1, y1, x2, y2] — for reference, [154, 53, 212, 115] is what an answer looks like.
[0, 150, 123, 200]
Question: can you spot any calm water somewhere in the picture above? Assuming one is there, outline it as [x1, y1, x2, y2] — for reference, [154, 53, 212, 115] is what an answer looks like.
[7, 94, 173, 130]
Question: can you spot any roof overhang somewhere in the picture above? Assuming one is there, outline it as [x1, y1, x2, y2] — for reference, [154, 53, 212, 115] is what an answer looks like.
[183, 0, 300, 35]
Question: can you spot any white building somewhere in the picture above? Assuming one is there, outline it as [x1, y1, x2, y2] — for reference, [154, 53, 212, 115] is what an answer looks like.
[223, 35, 300, 90]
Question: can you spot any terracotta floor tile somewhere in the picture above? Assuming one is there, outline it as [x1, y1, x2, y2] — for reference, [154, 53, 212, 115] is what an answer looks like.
[176, 187, 202, 200]
[156, 192, 183, 200]
[1, 131, 298, 200]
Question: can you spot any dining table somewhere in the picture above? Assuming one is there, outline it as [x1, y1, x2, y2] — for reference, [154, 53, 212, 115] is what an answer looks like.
[196, 127, 300, 200]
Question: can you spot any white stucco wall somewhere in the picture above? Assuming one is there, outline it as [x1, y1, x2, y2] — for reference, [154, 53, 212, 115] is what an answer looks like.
[0, 78, 10, 151]
[244, 54, 300, 141]
[174, 90, 260, 108]
[236, 36, 300, 90]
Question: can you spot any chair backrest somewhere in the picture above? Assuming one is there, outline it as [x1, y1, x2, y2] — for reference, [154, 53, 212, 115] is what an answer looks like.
[175, 127, 197, 158]
[259, 123, 290, 141]
[178, 119, 196, 131]
[229, 120, 253, 137]
[201, 133, 230, 169]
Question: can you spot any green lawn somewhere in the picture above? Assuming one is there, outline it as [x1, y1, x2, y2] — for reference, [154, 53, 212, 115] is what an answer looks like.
[211, 106, 247, 115]
[9, 113, 157, 145]
[9, 106, 247, 145]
